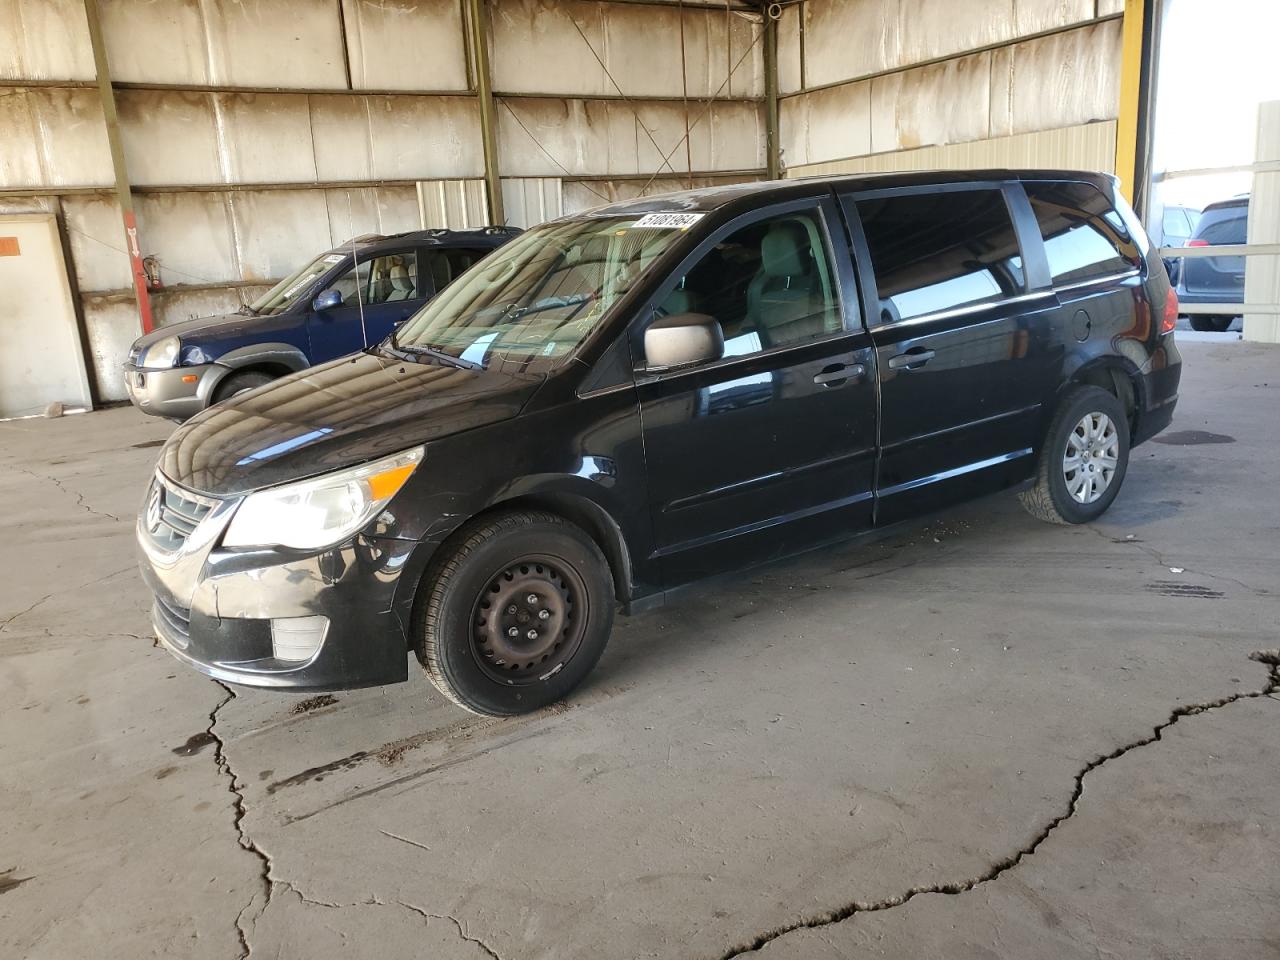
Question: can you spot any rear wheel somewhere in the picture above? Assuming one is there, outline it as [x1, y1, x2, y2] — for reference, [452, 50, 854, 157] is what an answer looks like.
[414, 510, 614, 716]
[1189, 314, 1234, 332]
[1019, 385, 1130, 525]
[213, 370, 274, 403]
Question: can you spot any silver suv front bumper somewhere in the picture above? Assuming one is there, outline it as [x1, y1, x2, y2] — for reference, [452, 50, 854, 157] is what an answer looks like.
[123, 362, 220, 419]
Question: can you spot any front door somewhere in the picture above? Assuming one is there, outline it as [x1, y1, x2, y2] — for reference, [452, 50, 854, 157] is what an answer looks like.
[635, 198, 879, 586]
[308, 249, 427, 361]
[841, 184, 1055, 525]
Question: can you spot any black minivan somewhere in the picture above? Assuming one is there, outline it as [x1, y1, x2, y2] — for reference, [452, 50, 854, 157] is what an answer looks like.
[139, 171, 1182, 716]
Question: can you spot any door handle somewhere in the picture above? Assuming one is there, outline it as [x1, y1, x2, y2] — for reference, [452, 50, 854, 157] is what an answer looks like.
[887, 348, 936, 371]
[813, 362, 865, 386]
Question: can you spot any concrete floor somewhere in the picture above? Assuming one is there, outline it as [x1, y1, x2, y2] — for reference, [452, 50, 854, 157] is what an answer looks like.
[1, 340, 1277, 960]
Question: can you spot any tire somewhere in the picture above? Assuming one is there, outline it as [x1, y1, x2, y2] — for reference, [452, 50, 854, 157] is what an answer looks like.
[413, 510, 615, 716]
[1189, 315, 1234, 332]
[213, 370, 274, 403]
[1019, 385, 1130, 525]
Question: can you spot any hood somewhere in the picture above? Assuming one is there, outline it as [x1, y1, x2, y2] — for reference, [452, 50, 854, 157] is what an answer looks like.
[158, 351, 544, 496]
[130, 310, 300, 364]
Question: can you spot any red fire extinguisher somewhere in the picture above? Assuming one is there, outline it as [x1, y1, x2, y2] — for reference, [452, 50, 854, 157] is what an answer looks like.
[143, 255, 162, 290]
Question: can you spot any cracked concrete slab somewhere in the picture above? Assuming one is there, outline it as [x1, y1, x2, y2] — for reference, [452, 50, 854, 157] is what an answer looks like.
[1, 341, 1277, 960]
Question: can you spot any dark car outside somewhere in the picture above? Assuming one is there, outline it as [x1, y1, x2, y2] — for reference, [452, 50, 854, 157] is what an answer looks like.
[1154, 203, 1199, 285]
[137, 170, 1182, 717]
[1176, 196, 1248, 331]
[122, 227, 520, 419]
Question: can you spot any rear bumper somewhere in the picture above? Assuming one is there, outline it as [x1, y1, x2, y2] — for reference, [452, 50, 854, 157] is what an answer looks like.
[1134, 335, 1182, 446]
[1174, 287, 1244, 308]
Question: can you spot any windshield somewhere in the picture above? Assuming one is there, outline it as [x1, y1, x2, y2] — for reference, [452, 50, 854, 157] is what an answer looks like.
[249, 252, 347, 316]
[389, 216, 688, 366]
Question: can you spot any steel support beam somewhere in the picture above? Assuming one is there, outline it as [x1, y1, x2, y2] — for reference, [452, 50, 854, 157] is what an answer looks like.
[1115, 0, 1159, 218]
[83, 0, 155, 334]
[763, 7, 781, 180]
[465, 0, 505, 226]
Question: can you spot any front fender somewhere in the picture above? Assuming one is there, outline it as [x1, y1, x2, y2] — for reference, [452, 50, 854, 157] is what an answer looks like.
[196, 342, 311, 404]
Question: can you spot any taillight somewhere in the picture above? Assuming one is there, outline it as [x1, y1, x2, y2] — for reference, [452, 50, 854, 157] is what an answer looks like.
[1186, 238, 1210, 247]
[1161, 288, 1179, 334]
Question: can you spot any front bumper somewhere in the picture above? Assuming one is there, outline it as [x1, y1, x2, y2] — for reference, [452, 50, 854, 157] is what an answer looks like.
[138, 474, 434, 690]
[123, 362, 217, 419]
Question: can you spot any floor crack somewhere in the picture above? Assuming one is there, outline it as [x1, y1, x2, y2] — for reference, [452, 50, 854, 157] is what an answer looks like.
[398, 901, 504, 960]
[208, 680, 273, 958]
[13, 466, 121, 522]
[718, 654, 1280, 959]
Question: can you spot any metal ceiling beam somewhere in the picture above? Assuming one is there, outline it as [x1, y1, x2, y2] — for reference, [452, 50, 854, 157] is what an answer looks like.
[82, 0, 155, 334]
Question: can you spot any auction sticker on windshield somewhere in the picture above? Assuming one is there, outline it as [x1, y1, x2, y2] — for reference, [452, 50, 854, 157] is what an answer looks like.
[634, 212, 705, 229]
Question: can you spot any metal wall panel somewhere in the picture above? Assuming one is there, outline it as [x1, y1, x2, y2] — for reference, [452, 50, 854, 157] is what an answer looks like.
[0, 0, 94, 80]
[777, 3, 802, 95]
[0, 88, 112, 187]
[989, 19, 1122, 137]
[83, 298, 140, 401]
[870, 50, 991, 153]
[311, 94, 485, 182]
[562, 174, 760, 216]
[342, 0, 469, 92]
[62, 195, 130, 292]
[798, 0, 1096, 89]
[1244, 101, 1280, 343]
[786, 120, 1117, 180]
[101, 0, 347, 88]
[501, 177, 563, 228]
[226, 189, 332, 282]
[135, 193, 240, 288]
[491, 0, 763, 99]
[780, 80, 873, 169]
[115, 90, 224, 186]
[418, 179, 490, 228]
[498, 97, 762, 177]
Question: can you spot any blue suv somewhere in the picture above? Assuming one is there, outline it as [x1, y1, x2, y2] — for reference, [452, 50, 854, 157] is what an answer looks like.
[123, 227, 520, 419]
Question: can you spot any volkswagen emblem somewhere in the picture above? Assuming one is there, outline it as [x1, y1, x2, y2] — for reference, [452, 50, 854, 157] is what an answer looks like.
[146, 485, 163, 533]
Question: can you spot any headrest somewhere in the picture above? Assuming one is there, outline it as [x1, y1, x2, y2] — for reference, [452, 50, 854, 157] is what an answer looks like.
[390, 264, 413, 292]
[761, 221, 811, 278]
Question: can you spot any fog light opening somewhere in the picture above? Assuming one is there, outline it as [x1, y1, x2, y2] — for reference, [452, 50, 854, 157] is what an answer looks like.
[271, 615, 329, 663]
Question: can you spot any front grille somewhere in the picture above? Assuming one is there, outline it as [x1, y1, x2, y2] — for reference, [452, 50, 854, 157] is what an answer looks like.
[144, 473, 219, 553]
[153, 595, 192, 649]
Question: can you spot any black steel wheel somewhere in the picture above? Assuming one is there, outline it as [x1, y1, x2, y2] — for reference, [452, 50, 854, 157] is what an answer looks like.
[414, 510, 614, 716]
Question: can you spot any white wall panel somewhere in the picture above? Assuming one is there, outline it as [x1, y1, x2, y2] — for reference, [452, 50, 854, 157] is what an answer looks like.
[780, 81, 873, 169]
[0, 88, 111, 187]
[502, 177, 563, 228]
[117, 90, 223, 186]
[492, 0, 762, 99]
[84, 299, 141, 401]
[796, 0, 1097, 90]
[989, 19, 1121, 137]
[0, 0, 93, 80]
[135, 193, 239, 287]
[1097, 0, 1124, 15]
[786, 120, 1118, 178]
[62, 195, 131, 292]
[777, 3, 802, 95]
[216, 94, 319, 183]
[561, 175, 757, 216]
[101, 0, 347, 88]
[342, 0, 469, 91]
[227, 189, 332, 282]
[1244, 101, 1280, 343]
[498, 98, 761, 177]
[870, 51, 991, 153]
[418, 179, 489, 228]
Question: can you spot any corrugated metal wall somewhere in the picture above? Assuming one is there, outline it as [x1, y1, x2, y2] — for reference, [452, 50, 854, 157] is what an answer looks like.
[0, 0, 765, 402]
[777, 0, 1124, 176]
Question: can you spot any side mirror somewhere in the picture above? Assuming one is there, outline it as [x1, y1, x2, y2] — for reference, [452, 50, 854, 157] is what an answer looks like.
[312, 288, 343, 311]
[642, 312, 724, 371]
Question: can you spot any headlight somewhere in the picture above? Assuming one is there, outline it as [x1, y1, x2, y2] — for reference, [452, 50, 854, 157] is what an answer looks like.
[222, 446, 424, 550]
[143, 335, 181, 368]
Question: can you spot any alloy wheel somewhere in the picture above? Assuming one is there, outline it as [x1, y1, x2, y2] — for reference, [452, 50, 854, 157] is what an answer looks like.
[1062, 411, 1119, 504]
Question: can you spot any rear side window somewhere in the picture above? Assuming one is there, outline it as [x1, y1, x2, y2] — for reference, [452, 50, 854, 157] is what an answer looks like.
[856, 189, 1024, 324]
[1024, 181, 1141, 285]
[426, 247, 490, 293]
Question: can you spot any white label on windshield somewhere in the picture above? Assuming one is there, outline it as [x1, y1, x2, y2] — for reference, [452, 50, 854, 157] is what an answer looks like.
[634, 212, 705, 229]
[322, 254, 346, 264]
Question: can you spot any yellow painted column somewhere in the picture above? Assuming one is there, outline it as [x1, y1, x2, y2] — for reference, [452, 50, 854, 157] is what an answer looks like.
[1115, 0, 1148, 203]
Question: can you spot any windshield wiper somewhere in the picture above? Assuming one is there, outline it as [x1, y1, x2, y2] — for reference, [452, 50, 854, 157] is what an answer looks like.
[393, 343, 483, 371]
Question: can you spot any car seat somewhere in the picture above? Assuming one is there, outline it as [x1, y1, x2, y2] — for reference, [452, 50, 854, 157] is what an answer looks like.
[746, 221, 824, 343]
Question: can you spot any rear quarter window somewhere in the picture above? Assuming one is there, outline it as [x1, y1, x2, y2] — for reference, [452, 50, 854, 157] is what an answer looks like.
[1024, 181, 1142, 286]
[855, 188, 1025, 324]
[1197, 207, 1248, 245]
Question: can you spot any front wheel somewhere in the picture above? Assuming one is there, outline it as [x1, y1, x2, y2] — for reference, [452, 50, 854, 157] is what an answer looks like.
[413, 510, 614, 716]
[1019, 385, 1130, 525]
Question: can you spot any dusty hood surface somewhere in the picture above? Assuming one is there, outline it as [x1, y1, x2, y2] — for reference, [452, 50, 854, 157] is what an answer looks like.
[158, 351, 543, 496]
